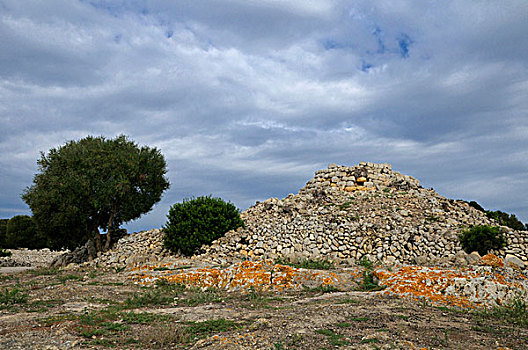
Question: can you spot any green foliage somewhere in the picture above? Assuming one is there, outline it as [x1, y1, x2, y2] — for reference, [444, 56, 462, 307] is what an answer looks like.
[0, 287, 28, 305]
[466, 200, 526, 230]
[0, 248, 11, 257]
[358, 271, 386, 292]
[22, 135, 170, 250]
[163, 196, 244, 256]
[315, 329, 350, 347]
[486, 210, 527, 231]
[5, 215, 46, 249]
[458, 225, 507, 256]
[0, 218, 7, 247]
[468, 201, 485, 212]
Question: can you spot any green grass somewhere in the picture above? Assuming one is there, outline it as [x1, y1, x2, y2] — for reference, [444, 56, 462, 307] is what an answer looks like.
[357, 257, 374, 269]
[338, 201, 353, 210]
[337, 297, 360, 304]
[315, 329, 350, 347]
[58, 274, 83, 282]
[350, 317, 370, 322]
[0, 287, 28, 305]
[475, 297, 528, 327]
[360, 338, 379, 344]
[27, 267, 61, 276]
[184, 318, 238, 335]
[309, 284, 340, 293]
[395, 314, 410, 320]
[336, 322, 351, 328]
[183, 287, 223, 306]
[123, 288, 173, 307]
[357, 271, 386, 292]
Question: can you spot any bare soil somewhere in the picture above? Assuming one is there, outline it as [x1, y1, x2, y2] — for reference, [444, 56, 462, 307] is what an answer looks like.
[1, 266, 527, 350]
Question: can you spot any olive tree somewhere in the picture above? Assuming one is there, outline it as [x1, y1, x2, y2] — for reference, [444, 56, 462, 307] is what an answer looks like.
[22, 135, 170, 251]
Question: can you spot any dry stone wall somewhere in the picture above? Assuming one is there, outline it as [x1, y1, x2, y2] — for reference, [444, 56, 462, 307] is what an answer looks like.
[200, 162, 528, 265]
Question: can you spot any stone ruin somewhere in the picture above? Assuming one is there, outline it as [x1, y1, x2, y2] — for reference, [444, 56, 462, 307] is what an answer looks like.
[199, 162, 528, 267]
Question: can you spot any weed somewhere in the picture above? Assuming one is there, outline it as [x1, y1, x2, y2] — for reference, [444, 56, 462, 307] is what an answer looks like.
[114, 266, 125, 273]
[28, 267, 60, 276]
[338, 201, 353, 210]
[357, 257, 374, 269]
[58, 274, 83, 282]
[120, 312, 170, 324]
[0, 287, 28, 305]
[475, 296, 528, 327]
[184, 318, 238, 335]
[273, 341, 285, 350]
[124, 288, 173, 307]
[357, 271, 385, 292]
[183, 287, 223, 306]
[336, 322, 351, 328]
[395, 314, 410, 321]
[315, 329, 350, 347]
[350, 317, 370, 322]
[337, 297, 360, 304]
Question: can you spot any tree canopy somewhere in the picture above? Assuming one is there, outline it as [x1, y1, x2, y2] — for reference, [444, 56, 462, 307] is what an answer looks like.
[22, 135, 170, 251]
[5, 215, 46, 249]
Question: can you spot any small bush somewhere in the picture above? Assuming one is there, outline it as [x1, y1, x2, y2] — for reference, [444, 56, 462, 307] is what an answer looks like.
[0, 287, 28, 305]
[458, 225, 506, 256]
[5, 215, 47, 249]
[0, 218, 7, 247]
[486, 210, 526, 231]
[163, 196, 244, 256]
[0, 248, 11, 257]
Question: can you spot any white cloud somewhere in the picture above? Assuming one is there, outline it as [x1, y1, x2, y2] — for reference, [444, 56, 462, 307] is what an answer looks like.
[1, 0, 527, 230]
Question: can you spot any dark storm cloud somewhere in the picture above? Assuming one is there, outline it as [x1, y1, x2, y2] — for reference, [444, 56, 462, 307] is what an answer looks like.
[1, 0, 527, 231]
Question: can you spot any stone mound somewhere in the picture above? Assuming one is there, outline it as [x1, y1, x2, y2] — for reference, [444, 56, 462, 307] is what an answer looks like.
[199, 162, 528, 265]
[1, 248, 65, 268]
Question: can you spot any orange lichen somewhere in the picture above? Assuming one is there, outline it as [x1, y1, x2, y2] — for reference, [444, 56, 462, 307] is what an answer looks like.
[480, 253, 504, 268]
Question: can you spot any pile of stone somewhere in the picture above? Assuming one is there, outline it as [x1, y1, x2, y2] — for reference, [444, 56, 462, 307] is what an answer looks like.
[67, 162, 527, 271]
[0, 248, 66, 267]
[199, 162, 528, 266]
[82, 229, 176, 269]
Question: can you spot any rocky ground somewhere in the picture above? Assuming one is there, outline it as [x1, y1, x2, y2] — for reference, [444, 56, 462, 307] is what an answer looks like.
[1, 261, 528, 350]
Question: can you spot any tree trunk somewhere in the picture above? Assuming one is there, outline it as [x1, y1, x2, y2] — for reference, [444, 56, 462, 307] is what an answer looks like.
[104, 204, 116, 251]
[94, 225, 102, 252]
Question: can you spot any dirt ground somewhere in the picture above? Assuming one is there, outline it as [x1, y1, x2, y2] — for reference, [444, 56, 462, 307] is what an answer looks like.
[1, 265, 527, 350]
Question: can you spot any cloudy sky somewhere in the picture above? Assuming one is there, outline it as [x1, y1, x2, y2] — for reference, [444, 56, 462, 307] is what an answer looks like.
[1, 0, 527, 232]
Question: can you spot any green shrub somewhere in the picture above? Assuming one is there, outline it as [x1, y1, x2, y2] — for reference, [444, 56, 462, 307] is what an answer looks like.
[0, 248, 11, 257]
[0, 218, 7, 247]
[163, 196, 245, 256]
[6, 215, 47, 249]
[458, 225, 507, 256]
[485, 210, 526, 231]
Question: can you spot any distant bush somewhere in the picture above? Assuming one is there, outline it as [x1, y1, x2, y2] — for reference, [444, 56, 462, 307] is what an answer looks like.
[468, 201, 485, 212]
[485, 210, 526, 231]
[465, 201, 527, 231]
[5, 215, 47, 249]
[0, 219, 7, 248]
[163, 196, 245, 256]
[458, 225, 507, 256]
